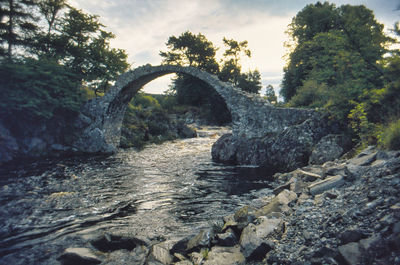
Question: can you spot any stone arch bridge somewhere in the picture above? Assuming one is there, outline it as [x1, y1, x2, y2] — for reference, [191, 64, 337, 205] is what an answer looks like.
[73, 64, 316, 153]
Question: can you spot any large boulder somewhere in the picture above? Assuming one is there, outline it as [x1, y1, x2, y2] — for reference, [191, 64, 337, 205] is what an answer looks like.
[212, 114, 343, 172]
[309, 134, 352, 165]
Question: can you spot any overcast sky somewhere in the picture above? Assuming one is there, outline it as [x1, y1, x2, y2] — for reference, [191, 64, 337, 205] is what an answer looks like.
[70, 0, 400, 95]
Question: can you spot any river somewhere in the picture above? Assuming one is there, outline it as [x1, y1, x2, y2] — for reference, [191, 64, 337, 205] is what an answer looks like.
[0, 127, 274, 264]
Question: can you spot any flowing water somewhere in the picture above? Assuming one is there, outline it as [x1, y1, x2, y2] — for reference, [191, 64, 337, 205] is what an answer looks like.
[0, 127, 274, 264]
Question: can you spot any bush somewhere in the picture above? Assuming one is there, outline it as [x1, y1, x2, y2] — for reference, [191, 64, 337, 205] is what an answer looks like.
[0, 58, 83, 120]
[379, 119, 400, 150]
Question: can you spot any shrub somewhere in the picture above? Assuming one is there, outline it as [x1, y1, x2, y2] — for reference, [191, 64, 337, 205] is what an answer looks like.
[379, 119, 400, 150]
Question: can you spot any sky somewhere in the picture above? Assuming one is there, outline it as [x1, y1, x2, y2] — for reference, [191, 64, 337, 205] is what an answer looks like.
[70, 0, 400, 95]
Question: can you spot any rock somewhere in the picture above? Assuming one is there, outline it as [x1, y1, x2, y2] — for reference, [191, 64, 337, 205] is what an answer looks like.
[309, 134, 351, 165]
[348, 151, 377, 166]
[203, 246, 245, 265]
[359, 234, 381, 251]
[0, 122, 19, 163]
[273, 182, 291, 195]
[147, 243, 173, 265]
[239, 217, 284, 261]
[186, 229, 214, 252]
[338, 242, 362, 265]
[57, 247, 101, 265]
[233, 206, 256, 230]
[175, 260, 193, 265]
[177, 123, 197, 138]
[189, 252, 204, 265]
[308, 175, 345, 196]
[255, 190, 297, 217]
[338, 229, 366, 244]
[90, 233, 146, 252]
[296, 169, 322, 182]
[211, 134, 237, 163]
[216, 228, 238, 247]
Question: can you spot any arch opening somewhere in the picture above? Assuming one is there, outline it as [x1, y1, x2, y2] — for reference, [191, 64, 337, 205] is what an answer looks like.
[101, 65, 236, 150]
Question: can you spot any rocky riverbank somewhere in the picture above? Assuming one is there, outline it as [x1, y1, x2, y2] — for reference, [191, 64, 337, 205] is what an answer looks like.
[55, 146, 400, 265]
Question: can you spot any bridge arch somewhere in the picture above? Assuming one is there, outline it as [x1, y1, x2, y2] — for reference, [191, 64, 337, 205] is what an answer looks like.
[75, 65, 247, 153]
[74, 64, 315, 153]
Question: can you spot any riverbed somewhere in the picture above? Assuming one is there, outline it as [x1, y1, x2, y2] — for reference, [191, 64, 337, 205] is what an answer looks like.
[0, 127, 274, 264]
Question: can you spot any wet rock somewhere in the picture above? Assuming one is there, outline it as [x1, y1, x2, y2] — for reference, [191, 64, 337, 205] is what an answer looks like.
[211, 134, 237, 163]
[308, 175, 345, 196]
[233, 205, 256, 230]
[57, 247, 101, 265]
[203, 245, 245, 265]
[177, 123, 197, 138]
[338, 242, 362, 265]
[239, 217, 284, 261]
[90, 233, 147, 252]
[186, 229, 214, 252]
[105, 247, 147, 265]
[216, 228, 238, 247]
[147, 243, 173, 265]
[309, 134, 351, 165]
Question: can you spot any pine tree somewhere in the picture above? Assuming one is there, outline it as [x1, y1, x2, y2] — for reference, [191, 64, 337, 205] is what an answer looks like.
[0, 0, 38, 59]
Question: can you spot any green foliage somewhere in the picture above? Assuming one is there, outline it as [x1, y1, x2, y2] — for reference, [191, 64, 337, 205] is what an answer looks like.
[120, 93, 177, 149]
[160, 31, 219, 73]
[0, 0, 38, 58]
[379, 119, 400, 150]
[282, 2, 399, 147]
[288, 80, 330, 108]
[265, 84, 277, 103]
[237, 69, 262, 94]
[0, 58, 83, 120]
[159, 31, 262, 125]
[219, 37, 251, 86]
[281, 2, 389, 102]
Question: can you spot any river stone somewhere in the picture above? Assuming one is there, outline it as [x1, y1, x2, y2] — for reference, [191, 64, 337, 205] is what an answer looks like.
[217, 228, 238, 247]
[90, 233, 146, 252]
[308, 175, 345, 196]
[255, 189, 297, 217]
[57, 247, 101, 265]
[147, 243, 173, 265]
[186, 229, 214, 251]
[203, 246, 245, 265]
[338, 242, 362, 265]
[239, 217, 284, 261]
[211, 133, 237, 163]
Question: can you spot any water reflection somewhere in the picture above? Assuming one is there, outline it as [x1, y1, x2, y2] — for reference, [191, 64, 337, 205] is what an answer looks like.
[0, 127, 274, 264]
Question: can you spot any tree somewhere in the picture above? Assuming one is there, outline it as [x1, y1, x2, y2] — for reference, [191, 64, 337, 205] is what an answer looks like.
[36, 0, 67, 53]
[160, 31, 219, 73]
[281, 2, 394, 145]
[265, 84, 277, 103]
[0, 0, 38, 59]
[219, 37, 251, 85]
[160, 31, 231, 124]
[37, 6, 130, 92]
[237, 69, 262, 94]
[281, 2, 389, 102]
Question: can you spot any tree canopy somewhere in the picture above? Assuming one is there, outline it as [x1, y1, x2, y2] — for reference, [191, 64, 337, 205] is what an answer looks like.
[281, 1, 399, 147]
[0, 0, 130, 121]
